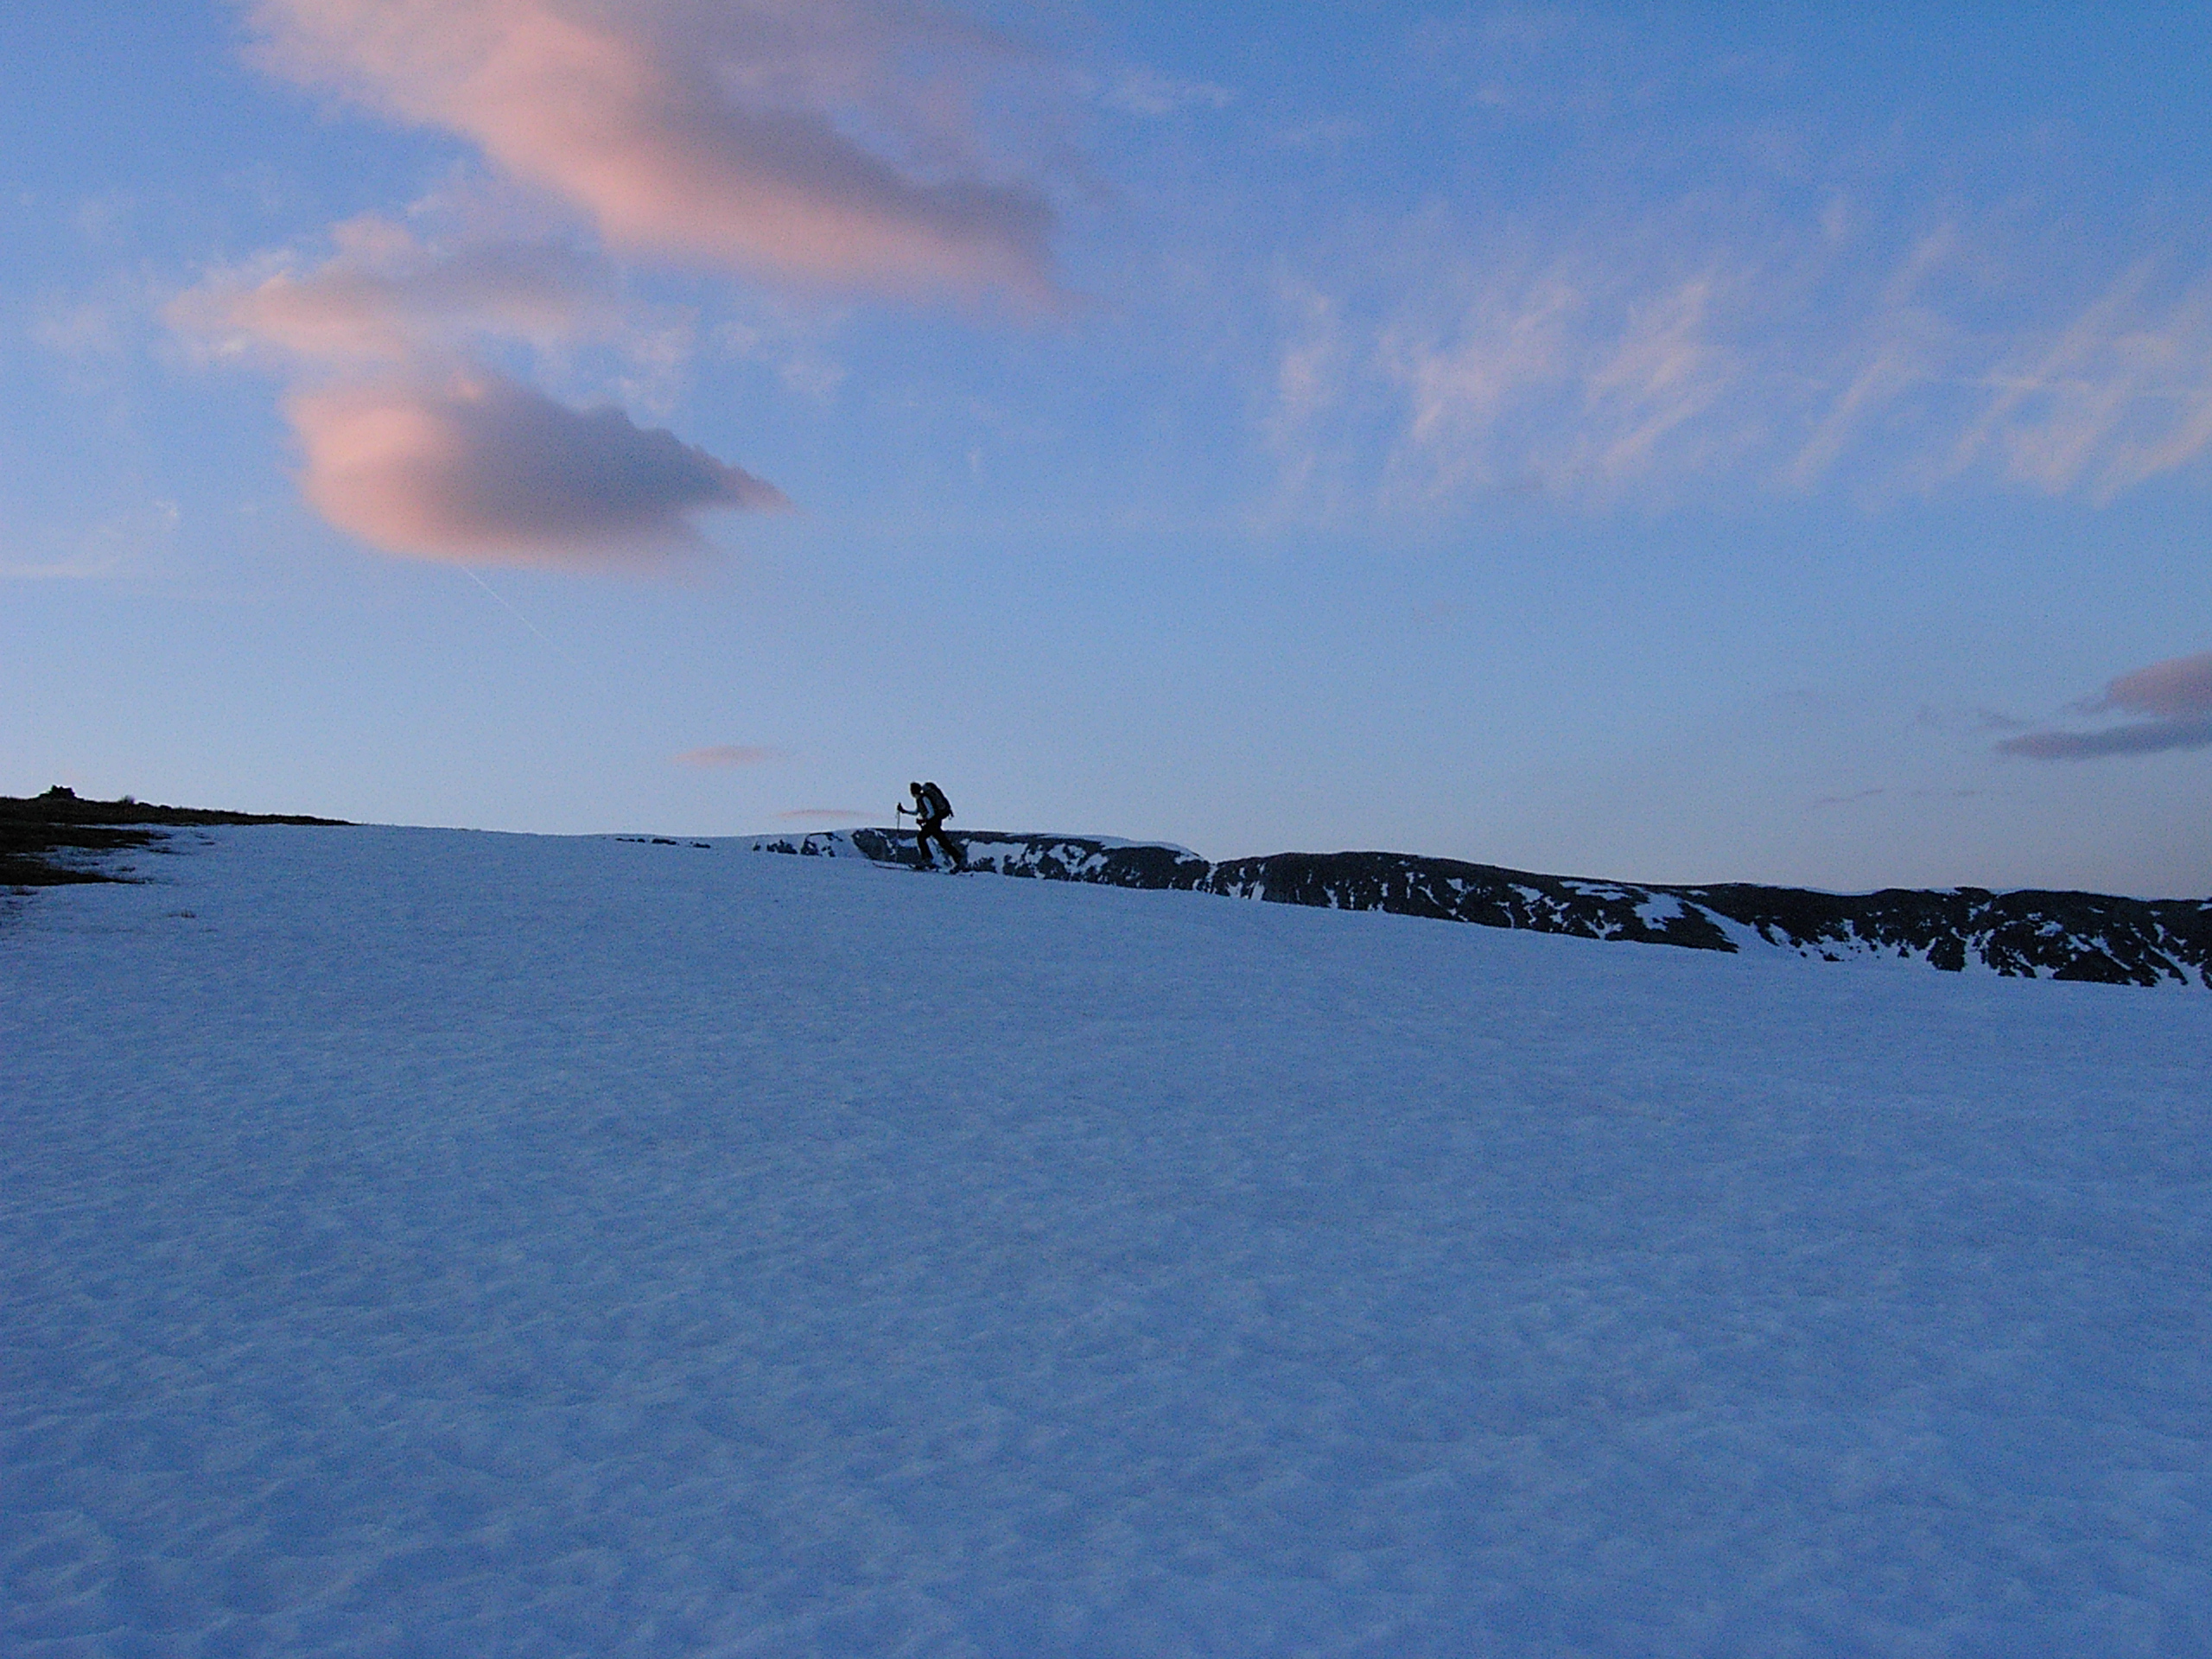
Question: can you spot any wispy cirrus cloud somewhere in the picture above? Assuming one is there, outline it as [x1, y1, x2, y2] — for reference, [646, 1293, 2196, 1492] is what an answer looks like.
[0, 500, 180, 582]
[1267, 203, 2212, 515]
[1312, 15, 2212, 511]
[1946, 269, 2212, 501]
[674, 745, 787, 767]
[1093, 67, 1233, 118]
[247, 0, 1070, 309]
[1263, 227, 1760, 511]
[1998, 651, 2212, 760]
[1374, 262, 1741, 502]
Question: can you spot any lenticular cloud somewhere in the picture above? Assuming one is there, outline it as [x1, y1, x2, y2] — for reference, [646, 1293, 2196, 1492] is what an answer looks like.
[249, 0, 1065, 308]
[171, 220, 791, 567]
[185, 0, 1064, 565]
[1998, 649, 2212, 760]
[2101, 651, 2212, 721]
[291, 372, 790, 566]
[171, 219, 633, 367]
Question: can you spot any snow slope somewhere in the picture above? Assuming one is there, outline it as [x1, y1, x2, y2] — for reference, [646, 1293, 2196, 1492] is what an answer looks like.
[5, 825, 2209, 1656]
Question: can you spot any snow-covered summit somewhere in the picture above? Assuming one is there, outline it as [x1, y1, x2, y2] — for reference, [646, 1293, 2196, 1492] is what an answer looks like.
[6, 823, 2209, 1655]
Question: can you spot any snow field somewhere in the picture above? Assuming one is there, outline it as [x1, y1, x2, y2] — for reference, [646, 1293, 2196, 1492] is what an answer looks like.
[3, 825, 2209, 1656]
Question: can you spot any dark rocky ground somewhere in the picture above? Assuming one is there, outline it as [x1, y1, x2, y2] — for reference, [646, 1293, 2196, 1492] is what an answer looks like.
[0, 788, 345, 888]
[753, 828, 2212, 988]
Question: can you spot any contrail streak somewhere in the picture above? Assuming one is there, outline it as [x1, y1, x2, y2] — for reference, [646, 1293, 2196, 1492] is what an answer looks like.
[462, 567, 556, 647]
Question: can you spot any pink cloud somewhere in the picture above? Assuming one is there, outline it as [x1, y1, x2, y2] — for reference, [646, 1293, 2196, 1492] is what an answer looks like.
[250, 0, 1066, 308]
[673, 745, 785, 767]
[289, 371, 788, 565]
[170, 219, 632, 365]
[2100, 650, 2212, 721]
[1997, 650, 2212, 760]
[187, 2, 1066, 563]
[173, 224, 778, 566]
[1998, 719, 2212, 760]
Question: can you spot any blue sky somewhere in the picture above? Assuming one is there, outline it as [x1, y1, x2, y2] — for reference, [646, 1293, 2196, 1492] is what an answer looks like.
[4, 2, 2209, 893]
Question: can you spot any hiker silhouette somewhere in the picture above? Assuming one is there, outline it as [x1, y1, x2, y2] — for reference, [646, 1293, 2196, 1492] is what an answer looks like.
[903, 780, 963, 870]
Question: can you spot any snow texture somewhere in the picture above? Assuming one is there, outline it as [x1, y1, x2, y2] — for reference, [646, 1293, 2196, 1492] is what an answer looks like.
[5, 824, 2210, 1656]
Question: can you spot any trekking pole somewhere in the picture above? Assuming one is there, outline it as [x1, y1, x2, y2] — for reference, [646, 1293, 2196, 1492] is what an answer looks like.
[894, 801, 929, 869]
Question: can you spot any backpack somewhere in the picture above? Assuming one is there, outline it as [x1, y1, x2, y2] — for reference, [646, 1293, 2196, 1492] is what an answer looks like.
[919, 781, 953, 821]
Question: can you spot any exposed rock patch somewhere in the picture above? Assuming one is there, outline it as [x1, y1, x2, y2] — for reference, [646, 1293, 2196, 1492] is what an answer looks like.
[749, 829, 2212, 988]
[1, 789, 346, 888]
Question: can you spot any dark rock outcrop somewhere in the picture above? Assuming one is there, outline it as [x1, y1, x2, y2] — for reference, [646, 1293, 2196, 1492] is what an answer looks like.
[1, 789, 346, 887]
[748, 828, 2212, 988]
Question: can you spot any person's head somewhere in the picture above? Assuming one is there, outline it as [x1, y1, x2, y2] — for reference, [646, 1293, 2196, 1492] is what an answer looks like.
[909, 781, 923, 797]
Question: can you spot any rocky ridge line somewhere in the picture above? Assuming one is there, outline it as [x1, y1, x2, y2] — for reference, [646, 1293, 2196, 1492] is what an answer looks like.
[747, 828, 2212, 988]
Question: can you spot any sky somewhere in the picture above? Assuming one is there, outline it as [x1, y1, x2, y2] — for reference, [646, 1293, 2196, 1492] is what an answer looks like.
[4, 1, 2210, 895]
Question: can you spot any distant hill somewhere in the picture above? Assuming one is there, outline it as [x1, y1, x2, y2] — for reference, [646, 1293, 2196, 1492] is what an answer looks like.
[15, 795, 2202, 988]
[752, 828, 2212, 988]
[1, 788, 345, 887]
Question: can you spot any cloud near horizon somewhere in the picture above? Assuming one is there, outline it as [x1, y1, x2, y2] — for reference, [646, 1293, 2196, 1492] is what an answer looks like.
[290, 372, 788, 565]
[1998, 650, 2212, 760]
[248, 0, 1067, 309]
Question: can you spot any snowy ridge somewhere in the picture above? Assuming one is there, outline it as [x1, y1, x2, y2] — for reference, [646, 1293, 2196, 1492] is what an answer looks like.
[750, 830, 2212, 987]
